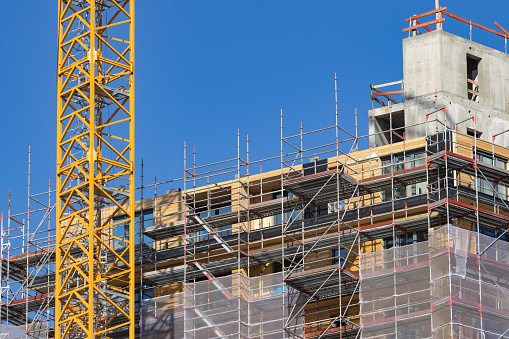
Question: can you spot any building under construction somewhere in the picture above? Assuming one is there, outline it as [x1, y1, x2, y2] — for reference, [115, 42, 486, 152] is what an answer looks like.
[4, 4, 509, 339]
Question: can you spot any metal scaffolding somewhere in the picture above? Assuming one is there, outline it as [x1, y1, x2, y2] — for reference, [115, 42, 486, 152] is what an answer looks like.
[7, 101, 509, 339]
[5, 6, 509, 339]
[136, 96, 443, 338]
[1, 149, 55, 339]
[6, 102, 509, 339]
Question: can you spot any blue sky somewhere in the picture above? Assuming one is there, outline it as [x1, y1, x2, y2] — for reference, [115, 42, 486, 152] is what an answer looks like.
[1, 1, 509, 217]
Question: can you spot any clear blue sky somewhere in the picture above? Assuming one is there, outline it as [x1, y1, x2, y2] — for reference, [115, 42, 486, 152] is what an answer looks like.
[1, 1, 509, 217]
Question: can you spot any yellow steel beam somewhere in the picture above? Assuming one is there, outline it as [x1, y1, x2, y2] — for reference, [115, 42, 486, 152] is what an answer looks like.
[56, 1, 135, 338]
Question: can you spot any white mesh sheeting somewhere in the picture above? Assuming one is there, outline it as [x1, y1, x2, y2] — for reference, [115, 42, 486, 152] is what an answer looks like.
[429, 224, 509, 338]
[0, 323, 50, 339]
[360, 225, 509, 338]
[140, 272, 302, 339]
[140, 292, 184, 339]
[360, 241, 431, 339]
[184, 272, 302, 339]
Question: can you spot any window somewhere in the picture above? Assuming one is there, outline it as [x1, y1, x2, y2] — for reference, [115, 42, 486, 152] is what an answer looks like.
[380, 150, 426, 201]
[474, 151, 508, 200]
[332, 247, 346, 266]
[479, 226, 496, 238]
[382, 154, 404, 174]
[303, 158, 328, 175]
[113, 209, 154, 250]
[381, 150, 425, 174]
[191, 205, 232, 242]
[273, 191, 301, 225]
[383, 230, 427, 249]
[405, 182, 426, 198]
[303, 203, 328, 219]
[380, 184, 406, 202]
[406, 151, 426, 169]
[194, 225, 231, 242]
[274, 210, 301, 225]
[467, 55, 480, 102]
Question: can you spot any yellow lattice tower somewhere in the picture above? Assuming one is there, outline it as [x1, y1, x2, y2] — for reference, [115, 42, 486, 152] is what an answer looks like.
[56, 1, 135, 338]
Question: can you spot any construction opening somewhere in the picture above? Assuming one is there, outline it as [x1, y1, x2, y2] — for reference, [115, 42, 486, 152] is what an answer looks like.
[4, 3, 509, 339]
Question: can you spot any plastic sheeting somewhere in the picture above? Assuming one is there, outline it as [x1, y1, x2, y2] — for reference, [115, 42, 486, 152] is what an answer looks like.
[0, 323, 50, 339]
[360, 224, 509, 339]
[140, 272, 302, 339]
[140, 292, 184, 339]
[429, 224, 509, 338]
[360, 241, 431, 338]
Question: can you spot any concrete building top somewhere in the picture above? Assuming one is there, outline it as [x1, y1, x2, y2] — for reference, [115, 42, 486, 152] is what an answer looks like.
[370, 29, 509, 147]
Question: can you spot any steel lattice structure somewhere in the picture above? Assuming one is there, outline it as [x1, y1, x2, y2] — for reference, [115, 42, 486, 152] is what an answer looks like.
[56, 1, 135, 338]
[0, 3, 506, 339]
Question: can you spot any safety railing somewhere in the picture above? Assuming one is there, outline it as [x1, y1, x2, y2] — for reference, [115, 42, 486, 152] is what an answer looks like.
[370, 80, 404, 108]
[404, 7, 509, 53]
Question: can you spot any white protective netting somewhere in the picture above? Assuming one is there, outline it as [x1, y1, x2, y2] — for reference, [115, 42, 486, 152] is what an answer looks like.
[140, 272, 302, 339]
[360, 224, 509, 339]
[140, 292, 184, 339]
[429, 224, 509, 339]
[0, 323, 50, 339]
[184, 272, 302, 339]
[360, 241, 431, 338]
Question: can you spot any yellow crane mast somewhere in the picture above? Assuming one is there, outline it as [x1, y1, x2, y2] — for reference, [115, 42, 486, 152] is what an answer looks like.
[56, 1, 135, 338]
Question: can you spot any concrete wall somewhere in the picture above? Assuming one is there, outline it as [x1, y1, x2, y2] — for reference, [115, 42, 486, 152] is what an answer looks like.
[369, 30, 509, 147]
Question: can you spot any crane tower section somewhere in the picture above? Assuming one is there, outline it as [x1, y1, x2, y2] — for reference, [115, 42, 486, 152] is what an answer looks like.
[56, 1, 135, 338]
